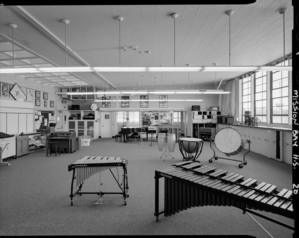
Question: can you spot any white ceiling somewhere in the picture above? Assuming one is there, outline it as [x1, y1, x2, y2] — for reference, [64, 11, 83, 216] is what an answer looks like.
[0, 1, 293, 91]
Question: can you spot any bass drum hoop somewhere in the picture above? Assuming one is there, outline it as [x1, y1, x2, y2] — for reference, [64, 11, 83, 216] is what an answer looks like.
[214, 127, 243, 156]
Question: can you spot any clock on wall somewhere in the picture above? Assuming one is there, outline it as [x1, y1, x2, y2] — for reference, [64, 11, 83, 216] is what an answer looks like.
[90, 103, 98, 111]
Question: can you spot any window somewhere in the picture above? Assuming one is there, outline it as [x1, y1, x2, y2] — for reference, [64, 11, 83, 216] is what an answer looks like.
[242, 76, 252, 121]
[254, 71, 267, 123]
[173, 111, 181, 123]
[116, 111, 126, 123]
[128, 111, 140, 126]
[271, 60, 289, 124]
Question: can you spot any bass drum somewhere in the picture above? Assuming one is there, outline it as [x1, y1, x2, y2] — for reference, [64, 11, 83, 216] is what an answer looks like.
[214, 127, 243, 156]
[158, 133, 166, 151]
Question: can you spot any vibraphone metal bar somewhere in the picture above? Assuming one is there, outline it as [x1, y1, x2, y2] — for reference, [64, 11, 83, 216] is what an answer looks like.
[154, 161, 294, 230]
[68, 156, 129, 206]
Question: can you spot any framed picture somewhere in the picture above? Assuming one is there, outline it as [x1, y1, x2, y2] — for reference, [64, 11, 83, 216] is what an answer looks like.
[1, 82, 10, 98]
[35, 90, 41, 99]
[9, 83, 26, 101]
[101, 96, 111, 108]
[44, 100, 47, 108]
[26, 88, 34, 102]
[35, 98, 41, 106]
[43, 92, 48, 100]
[159, 95, 168, 108]
[121, 96, 130, 108]
[140, 95, 149, 108]
[50, 101, 54, 108]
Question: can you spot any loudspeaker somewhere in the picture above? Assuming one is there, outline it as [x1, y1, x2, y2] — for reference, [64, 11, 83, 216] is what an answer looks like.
[191, 105, 201, 111]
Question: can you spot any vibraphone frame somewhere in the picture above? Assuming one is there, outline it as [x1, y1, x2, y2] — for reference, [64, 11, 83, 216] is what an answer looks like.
[68, 156, 129, 206]
[154, 161, 294, 231]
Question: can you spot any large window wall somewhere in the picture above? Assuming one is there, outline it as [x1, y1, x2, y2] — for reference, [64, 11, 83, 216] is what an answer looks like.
[240, 58, 291, 126]
[241, 76, 252, 121]
[254, 71, 267, 123]
[116, 111, 140, 127]
[271, 60, 289, 124]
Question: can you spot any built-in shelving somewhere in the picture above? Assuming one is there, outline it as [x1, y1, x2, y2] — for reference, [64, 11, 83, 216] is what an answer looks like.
[191, 110, 221, 141]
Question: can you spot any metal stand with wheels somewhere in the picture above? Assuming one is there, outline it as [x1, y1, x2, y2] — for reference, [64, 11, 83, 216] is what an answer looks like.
[209, 127, 251, 168]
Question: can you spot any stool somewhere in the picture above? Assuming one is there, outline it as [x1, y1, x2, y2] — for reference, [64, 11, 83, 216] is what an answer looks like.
[47, 141, 61, 156]
[115, 134, 122, 142]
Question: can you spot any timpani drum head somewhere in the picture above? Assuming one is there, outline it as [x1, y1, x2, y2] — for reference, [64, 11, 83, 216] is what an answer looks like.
[214, 127, 242, 156]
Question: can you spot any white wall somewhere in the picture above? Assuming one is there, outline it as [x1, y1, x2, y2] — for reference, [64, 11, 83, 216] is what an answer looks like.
[0, 74, 66, 111]
[0, 74, 69, 132]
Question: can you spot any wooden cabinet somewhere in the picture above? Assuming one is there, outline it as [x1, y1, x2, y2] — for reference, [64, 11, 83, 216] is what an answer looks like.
[68, 110, 99, 139]
[0, 136, 16, 160]
[188, 110, 220, 140]
[69, 120, 97, 138]
[16, 136, 29, 157]
[217, 124, 292, 164]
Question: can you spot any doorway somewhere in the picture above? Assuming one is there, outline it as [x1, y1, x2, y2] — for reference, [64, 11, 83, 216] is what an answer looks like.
[100, 112, 112, 138]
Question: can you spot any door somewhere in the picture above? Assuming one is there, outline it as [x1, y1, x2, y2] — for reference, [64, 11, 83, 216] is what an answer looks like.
[56, 111, 66, 131]
[100, 112, 112, 138]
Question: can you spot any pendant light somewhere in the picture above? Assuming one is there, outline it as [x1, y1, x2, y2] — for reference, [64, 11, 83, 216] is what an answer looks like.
[8, 23, 18, 68]
[225, 10, 233, 66]
[170, 13, 179, 66]
[279, 8, 287, 65]
[115, 16, 124, 66]
[61, 19, 70, 66]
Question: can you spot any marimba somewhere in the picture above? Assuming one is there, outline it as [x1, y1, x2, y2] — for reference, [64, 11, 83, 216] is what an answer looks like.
[154, 161, 294, 230]
[68, 156, 129, 206]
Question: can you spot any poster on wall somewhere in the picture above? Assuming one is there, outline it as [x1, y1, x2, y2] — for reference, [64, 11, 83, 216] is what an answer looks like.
[121, 96, 130, 108]
[140, 95, 149, 108]
[50, 101, 54, 108]
[9, 83, 27, 101]
[159, 95, 168, 108]
[26, 88, 34, 102]
[43, 92, 48, 100]
[35, 90, 41, 99]
[1, 82, 10, 98]
[101, 96, 111, 108]
[35, 98, 41, 106]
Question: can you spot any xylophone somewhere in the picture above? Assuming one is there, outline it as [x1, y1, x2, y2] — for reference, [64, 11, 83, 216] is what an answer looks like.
[154, 161, 294, 230]
[68, 156, 129, 206]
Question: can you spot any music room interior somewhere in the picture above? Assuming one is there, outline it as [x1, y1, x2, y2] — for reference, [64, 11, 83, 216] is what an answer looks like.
[0, 1, 295, 237]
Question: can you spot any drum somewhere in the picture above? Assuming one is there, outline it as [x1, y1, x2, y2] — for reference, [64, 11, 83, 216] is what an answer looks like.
[214, 127, 243, 156]
[158, 133, 166, 151]
[178, 137, 203, 161]
[167, 133, 176, 153]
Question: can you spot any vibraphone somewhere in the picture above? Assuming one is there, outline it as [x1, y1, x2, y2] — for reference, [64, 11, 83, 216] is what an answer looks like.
[68, 156, 129, 206]
[154, 161, 294, 230]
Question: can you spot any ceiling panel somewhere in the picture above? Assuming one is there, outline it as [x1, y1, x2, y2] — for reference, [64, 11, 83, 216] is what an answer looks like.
[0, 2, 293, 90]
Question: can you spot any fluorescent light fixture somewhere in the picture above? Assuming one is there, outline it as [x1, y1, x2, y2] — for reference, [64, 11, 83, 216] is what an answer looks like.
[0, 66, 292, 74]
[94, 99, 204, 102]
[60, 89, 230, 96]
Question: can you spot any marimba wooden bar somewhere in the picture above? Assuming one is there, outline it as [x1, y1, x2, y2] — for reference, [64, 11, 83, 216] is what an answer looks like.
[154, 161, 294, 230]
[68, 156, 129, 206]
